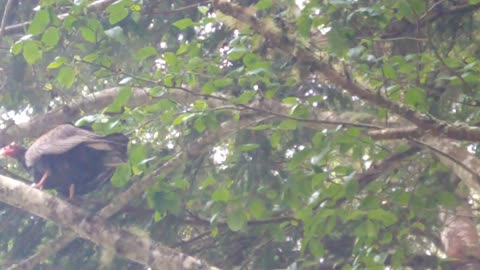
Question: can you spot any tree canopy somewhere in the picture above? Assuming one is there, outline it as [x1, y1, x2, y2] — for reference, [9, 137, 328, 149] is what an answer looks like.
[1, 0, 480, 269]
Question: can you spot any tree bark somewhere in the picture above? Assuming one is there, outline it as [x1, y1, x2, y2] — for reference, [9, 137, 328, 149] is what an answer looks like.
[0, 174, 220, 270]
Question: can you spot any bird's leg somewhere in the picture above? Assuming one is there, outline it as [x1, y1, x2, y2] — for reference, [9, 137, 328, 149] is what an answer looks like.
[68, 184, 75, 200]
[33, 170, 50, 190]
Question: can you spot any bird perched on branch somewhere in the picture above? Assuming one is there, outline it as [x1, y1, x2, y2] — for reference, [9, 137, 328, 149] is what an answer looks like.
[0, 124, 129, 199]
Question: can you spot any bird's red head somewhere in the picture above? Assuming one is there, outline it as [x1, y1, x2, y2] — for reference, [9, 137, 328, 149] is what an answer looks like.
[0, 142, 23, 158]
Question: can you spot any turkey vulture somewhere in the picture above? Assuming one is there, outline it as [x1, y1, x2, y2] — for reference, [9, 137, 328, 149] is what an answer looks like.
[0, 124, 129, 199]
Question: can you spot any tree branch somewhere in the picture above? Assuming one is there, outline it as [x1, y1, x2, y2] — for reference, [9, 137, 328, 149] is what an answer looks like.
[212, 0, 480, 142]
[0, 0, 15, 38]
[0, 174, 220, 270]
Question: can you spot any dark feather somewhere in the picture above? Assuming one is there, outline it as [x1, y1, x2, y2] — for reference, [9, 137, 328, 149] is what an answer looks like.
[25, 124, 126, 167]
[2, 124, 129, 197]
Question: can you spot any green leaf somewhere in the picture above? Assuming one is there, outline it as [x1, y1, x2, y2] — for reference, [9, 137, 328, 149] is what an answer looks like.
[404, 87, 427, 111]
[199, 175, 216, 189]
[320, 215, 338, 232]
[202, 81, 216, 94]
[345, 179, 359, 199]
[193, 100, 207, 110]
[270, 132, 281, 148]
[22, 41, 42, 64]
[176, 43, 189, 55]
[172, 177, 190, 191]
[41, 27, 61, 47]
[295, 207, 313, 223]
[80, 27, 96, 43]
[135, 46, 158, 61]
[164, 52, 177, 66]
[234, 90, 256, 104]
[47, 56, 68, 69]
[188, 57, 203, 73]
[143, 99, 175, 113]
[75, 114, 109, 126]
[203, 113, 219, 131]
[29, 9, 50, 35]
[411, 222, 425, 231]
[327, 28, 349, 57]
[407, 0, 425, 14]
[366, 219, 378, 239]
[256, 0, 273, 10]
[56, 66, 75, 88]
[312, 173, 327, 189]
[325, 184, 345, 201]
[238, 144, 260, 152]
[437, 192, 456, 207]
[345, 210, 366, 221]
[297, 14, 312, 38]
[83, 53, 99, 62]
[108, 5, 129, 24]
[282, 97, 299, 105]
[173, 113, 196, 125]
[149, 191, 182, 215]
[111, 164, 131, 187]
[198, 6, 209, 15]
[249, 199, 268, 219]
[227, 47, 247, 61]
[129, 144, 147, 175]
[396, 1, 413, 20]
[248, 124, 272, 131]
[227, 210, 247, 231]
[308, 240, 324, 258]
[173, 18, 194, 30]
[212, 187, 230, 202]
[278, 119, 297, 130]
[213, 78, 233, 88]
[383, 64, 397, 80]
[108, 8, 128, 25]
[334, 165, 353, 175]
[243, 53, 260, 67]
[194, 117, 206, 132]
[312, 132, 325, 148]
[11, 40, 24, 55]
[367, 209, 398, 227]
[393, 191, 411, 206]
[105, 87, 132, 112]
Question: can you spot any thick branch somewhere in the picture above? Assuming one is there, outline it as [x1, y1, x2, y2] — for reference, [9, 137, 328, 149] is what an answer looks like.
[0, 175, 219, 270]
[368, 126, 422, 140]
[0, 87, 152, 146]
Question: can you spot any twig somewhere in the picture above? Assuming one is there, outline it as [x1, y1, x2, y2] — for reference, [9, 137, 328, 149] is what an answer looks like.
[75, 58, 381, 130]
[0, 0, 15, 39]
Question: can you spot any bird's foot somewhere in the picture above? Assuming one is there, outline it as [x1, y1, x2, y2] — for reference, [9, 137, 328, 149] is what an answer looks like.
[31, 183, 44, 190]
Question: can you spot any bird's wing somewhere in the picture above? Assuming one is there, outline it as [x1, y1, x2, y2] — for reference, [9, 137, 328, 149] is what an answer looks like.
[24, 124, 107, 167]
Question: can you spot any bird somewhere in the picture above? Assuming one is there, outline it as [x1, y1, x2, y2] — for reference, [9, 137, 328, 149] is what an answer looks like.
[0, 124, 129, 199]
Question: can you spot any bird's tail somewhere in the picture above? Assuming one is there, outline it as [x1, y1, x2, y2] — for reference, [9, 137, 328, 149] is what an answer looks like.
[85, 133, 129, 166]
[102, 133, 129, 166]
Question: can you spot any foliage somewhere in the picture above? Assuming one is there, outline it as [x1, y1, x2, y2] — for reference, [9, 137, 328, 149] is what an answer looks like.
[0, 0, 480, 269]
